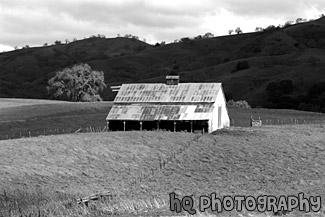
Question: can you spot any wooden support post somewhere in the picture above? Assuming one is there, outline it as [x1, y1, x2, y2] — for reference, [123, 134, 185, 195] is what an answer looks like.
[123, 121, 126, 132]
[174, 121, 176, 132]
[106, 121, 109, 131]
[157, 121, 159, 131]
[140, 122, 143, 131]
[190, 121, 193, 133]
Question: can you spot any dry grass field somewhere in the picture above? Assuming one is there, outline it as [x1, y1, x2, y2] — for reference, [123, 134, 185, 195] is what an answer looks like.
[1, 98, 325, 140]
[1, 124, 325, 216]
[1, 99, 325, 216]
[0, 99, 113, 139]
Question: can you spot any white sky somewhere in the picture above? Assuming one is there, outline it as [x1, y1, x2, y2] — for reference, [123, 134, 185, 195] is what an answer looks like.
[0, 0, 324, 52]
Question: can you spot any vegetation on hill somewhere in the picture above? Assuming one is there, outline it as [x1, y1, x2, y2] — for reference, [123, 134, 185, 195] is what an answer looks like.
[0, 17, 325, 111]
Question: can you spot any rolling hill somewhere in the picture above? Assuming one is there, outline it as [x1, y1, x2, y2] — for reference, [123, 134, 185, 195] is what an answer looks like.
[1, 125, 325, 216]
[0, 17, 325, 111]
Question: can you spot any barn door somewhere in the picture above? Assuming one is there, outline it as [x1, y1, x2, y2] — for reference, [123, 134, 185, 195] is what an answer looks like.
[218, 106, 222, 128]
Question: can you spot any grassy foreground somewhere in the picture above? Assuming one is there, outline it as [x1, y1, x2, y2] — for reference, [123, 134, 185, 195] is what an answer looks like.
[0, 125, 325, 216]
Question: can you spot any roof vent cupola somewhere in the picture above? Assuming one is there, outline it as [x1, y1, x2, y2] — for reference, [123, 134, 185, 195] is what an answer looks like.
[166, 75, 180, 85]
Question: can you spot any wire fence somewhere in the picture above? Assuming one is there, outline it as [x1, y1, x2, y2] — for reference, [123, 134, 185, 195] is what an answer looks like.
[1, 117, 324, 141]
[230, 117, 325, 127]
[0, 126, 108, 141]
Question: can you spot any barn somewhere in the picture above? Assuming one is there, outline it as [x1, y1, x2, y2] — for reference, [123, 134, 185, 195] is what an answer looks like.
[106, 76, 230, 133]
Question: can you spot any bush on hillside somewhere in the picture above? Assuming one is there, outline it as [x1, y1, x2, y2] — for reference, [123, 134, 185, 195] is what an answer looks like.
[227, 100, 251, 109]
[266, 80, 294, 95]
[231, 60, 250, 73]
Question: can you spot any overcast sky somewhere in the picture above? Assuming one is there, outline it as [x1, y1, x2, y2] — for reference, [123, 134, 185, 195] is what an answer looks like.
[0, 0, 324, 52]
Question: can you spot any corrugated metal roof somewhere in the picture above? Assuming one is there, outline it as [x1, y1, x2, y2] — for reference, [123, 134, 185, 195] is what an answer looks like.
[106, 104, 214, 121]
[113, 83, 221, 103]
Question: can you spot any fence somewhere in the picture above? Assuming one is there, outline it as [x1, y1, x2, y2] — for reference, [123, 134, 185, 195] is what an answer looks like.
[0, 126, 108, 141]
[77, 133, 202, 206]
[230, 117, 325, 127]
[1, 116, 324, 141]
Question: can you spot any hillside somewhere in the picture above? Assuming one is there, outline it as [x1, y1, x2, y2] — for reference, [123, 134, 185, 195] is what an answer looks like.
[1, 17, 325, 110]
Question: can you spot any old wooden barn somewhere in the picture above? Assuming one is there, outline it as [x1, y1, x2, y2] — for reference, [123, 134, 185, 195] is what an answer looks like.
[106, 76, 230, 133]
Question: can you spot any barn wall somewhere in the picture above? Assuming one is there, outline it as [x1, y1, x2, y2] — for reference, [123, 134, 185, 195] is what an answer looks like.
[218, 87, 230, 128]
[211, 87, 230, 131]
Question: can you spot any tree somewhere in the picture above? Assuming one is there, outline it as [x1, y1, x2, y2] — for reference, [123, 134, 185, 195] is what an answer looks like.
[180, 37, 191, 43]
[203, 32, 214, 38]
[54, 40, 62, 45]
[131, 35, 139, 40]
[255, 27, 263, 32]
[124, 34, 132, 38]
[284, 21, 294, 27]
[235, 27, 242, 34]
[264, 25, 276, 32]
[228, 30, 233, 35]
[47, 63, 106, 102]
[296, 18, 303, 24]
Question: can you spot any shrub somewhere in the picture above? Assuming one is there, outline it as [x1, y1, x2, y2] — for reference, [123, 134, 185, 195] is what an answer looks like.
[227, 100, 251, 109]
[279, 80, 294, 94]
[231, 60, 250, 73]
[266, 80, 293, 95]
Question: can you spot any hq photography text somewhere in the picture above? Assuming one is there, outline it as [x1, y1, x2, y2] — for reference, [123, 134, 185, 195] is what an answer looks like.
[169, 192, 321, 215]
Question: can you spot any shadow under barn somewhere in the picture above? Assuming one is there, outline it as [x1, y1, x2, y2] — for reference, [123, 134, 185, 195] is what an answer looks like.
[107, 120, 209, 133]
